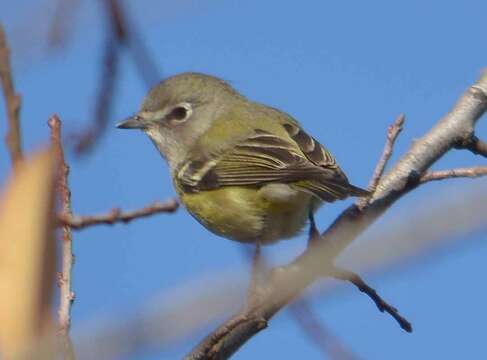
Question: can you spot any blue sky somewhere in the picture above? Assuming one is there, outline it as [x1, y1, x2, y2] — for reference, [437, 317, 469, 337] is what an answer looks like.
[1, 1, 487, 359]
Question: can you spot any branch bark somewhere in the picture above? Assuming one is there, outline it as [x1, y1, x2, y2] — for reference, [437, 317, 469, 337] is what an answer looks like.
[184, 69, 487, 360]
[420, 166, 487, 183]
[58, 199, 179, 230]
[48, 115, 76, 360]
[0, 25, 22, 165]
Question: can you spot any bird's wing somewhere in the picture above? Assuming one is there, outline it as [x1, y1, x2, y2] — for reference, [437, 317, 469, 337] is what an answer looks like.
[177, 128, 368, 202]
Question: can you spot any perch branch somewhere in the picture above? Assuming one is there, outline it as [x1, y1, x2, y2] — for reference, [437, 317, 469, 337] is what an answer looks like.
[184, 69, 487, 360]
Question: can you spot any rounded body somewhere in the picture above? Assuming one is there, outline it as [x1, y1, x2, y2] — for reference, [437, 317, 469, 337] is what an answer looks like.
[178, 183, 319, 244]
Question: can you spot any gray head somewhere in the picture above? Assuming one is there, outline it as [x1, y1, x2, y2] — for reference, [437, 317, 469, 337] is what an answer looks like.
[117, 72, 243, 169]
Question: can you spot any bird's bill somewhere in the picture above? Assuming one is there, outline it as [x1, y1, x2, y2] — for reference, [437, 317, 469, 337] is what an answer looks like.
[116, 115, 147, 129]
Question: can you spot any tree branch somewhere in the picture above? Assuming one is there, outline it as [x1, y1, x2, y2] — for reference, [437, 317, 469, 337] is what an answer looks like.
[357, 113, 405, 208]
[0, 25, 22, 165]
[184, 69, 487, 360]
[330, 267, 411, 332]
[420, 166, 487, 183]
[48, 115, 76, 360]
[58, 199, 179, 230]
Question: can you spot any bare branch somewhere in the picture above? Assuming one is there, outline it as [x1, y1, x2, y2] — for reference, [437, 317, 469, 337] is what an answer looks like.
[0, 25, 22, 165]
[58, 199, 179, 230]
[420, 166, 487, 183]
[48, 115, 76, 359]
[185, 69, 487, 359]
[368, 113, 405, 193]
[330, 267, 412, 332]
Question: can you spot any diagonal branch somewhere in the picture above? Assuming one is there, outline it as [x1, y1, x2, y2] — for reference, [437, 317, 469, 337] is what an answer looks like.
[184, 69, 487, 360]
[0, 25, 22, 165]
[420, 166, 487, 183]
[58, 199, 179, 230]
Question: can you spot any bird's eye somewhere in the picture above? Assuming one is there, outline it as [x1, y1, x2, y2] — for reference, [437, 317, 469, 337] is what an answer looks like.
[166, 103, 192, 122]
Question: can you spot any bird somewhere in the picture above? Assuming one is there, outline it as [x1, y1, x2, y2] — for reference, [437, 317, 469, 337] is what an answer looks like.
[117, 72, 369, 247]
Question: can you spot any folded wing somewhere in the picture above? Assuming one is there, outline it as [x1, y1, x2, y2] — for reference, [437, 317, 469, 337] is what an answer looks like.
[177, 127, 368, 202]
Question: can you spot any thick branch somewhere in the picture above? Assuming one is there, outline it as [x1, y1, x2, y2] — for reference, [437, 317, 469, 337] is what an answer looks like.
[0, 25, 22, 165]
[58, 199, 178, 230]
[185, 70, 487, 359]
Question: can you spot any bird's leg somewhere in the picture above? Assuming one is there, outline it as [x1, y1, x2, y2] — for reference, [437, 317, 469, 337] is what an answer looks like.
[247, 241, 263, 305]
[307, 207, 320, 246]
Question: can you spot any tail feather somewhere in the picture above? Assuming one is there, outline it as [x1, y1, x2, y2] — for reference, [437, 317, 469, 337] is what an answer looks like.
[293, 180, 370, 203]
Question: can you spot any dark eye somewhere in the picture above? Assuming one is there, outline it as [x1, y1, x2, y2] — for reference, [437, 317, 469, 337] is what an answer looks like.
[166, 103, 192, 122]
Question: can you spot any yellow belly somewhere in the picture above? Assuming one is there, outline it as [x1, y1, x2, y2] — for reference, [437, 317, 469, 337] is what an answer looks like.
[179, 184, 317, 244]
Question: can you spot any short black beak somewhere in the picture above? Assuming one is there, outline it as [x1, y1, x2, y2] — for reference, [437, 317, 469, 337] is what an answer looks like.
[116, 115, 146, 129]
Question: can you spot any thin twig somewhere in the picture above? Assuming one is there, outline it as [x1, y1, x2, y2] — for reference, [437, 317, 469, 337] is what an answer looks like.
[358, 114, 405, 209]
[58, 199, 179, 230]
[0, 25, 22, 165]
[454, 134, 487, 158]
[48, 115, 76, 360]
[330, 267, 412, 332]
[420, 166, 487, 183]
[289, 299, 359, 360]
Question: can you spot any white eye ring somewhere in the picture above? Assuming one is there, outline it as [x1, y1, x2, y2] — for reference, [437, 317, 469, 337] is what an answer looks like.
[166, 102, 192, 122]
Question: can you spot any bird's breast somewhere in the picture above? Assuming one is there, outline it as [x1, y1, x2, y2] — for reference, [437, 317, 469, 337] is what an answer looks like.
[178, 184, 316, 244]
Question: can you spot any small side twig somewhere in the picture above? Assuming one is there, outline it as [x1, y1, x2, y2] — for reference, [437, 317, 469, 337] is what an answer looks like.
[0, 25, 22, 165]
[420, 166, 487, 184]
[454, 134, 487, 158]
[330, 267, 412, 333]
[48, 115, 76, 360]
[357, 113, 405, 208]
[58, 199, 179, 230]
[47, 0, 81, 49]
